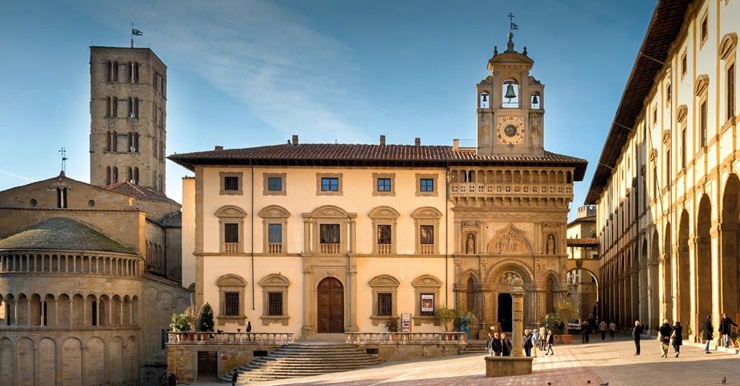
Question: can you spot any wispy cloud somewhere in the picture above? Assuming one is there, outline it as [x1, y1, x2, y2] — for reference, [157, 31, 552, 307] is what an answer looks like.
[0, 169, 36, 183]
[74, 0, 368, 143]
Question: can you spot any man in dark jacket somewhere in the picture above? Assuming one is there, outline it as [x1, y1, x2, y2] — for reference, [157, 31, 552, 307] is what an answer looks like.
[703, 315, 714, 353]
[719, 312, 738, 348]
[231, 369, 238, 386]
[631, 320, 643, 355]
[658, 319, 672, 358]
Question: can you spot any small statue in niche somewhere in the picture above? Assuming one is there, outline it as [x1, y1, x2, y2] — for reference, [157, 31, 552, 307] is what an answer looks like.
[546, 234, 556, 255]
[466, 233, 476, 254]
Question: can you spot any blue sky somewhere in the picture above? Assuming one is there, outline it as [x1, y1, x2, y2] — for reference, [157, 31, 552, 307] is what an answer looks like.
[0, 0, 655, 217]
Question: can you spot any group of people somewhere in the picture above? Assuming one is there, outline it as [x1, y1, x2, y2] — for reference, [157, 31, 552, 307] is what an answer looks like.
[630, 312, 738, 357]
[579, 318, 617, 342]
[485, 326, 555, 357]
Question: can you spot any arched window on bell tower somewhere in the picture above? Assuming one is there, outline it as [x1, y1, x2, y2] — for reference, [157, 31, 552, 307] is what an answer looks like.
[479, 92, 490, 109]
[502, 79, 519, 108]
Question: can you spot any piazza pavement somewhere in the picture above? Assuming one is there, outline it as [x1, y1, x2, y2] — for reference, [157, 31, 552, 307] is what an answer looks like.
[193, 335, 739, 386]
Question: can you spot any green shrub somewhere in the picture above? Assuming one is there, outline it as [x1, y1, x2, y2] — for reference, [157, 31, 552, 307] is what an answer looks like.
[197, 303, 215, 332]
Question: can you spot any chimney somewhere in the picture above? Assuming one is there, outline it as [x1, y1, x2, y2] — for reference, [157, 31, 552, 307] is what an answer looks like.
[415, 137, 421, 146]
[214, 145, 223, 151]
[380, 135, 386, 146]
[452, 139, 459, 150]
[292, 135, 299, 145]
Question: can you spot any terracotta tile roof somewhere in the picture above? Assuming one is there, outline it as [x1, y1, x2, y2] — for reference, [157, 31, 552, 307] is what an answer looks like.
[568, 215, 596, 226]
[170, 143, 588, 180]
[104, 181, 179, 204]
[566, 238, 599, 247]
[586, 0, 692, 204]
[0, 217, 135, 254]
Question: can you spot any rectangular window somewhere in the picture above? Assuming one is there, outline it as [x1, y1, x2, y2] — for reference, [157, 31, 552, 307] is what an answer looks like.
[700, 101, 708, 147]
[224, 176, 239, 191]
[224, 292, 239, 316]
[420, 178, 434, 192]
[666, 150, 671, 186]
[701, 15, 708, 43]
[420, 225, 434, 245]
[224, 223, 239, 243]
[321, 177, 339, 191]
[377, 178, 391, 192]
[378, 293, 392, 316]
[268, 224, 282, 244]
[729, 64, 735, 120]
[681, 53, 687, 77]
[377, 225, 391, 244]
[268, 292, 283, 316]
[320, 224, 340, 243]
[681, 128, 687, 169]
[420, 293, 435, 316]
[267, 176, 283, 192]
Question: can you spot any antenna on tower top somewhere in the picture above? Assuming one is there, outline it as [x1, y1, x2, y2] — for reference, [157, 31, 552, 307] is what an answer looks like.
[59, 147, 68, 174]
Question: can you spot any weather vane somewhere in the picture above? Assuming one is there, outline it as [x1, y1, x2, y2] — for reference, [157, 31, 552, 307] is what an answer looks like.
[508, 13, 519, 32]
[59, 147, 68, 173]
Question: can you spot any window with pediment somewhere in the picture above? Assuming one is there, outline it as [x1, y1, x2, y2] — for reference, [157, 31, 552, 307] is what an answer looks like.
[412, 207, 443, 255]
[215, 205, 247, 254]
[694, 75, 710, 149]
[369, 275, 400, 326]
[303, 205, 356, 255]
[259, 205, 290, 254]
[720, 33, 737, 123]
[412, 275, 442, 325]
[259, 273, 290, 326]
[217, 274, 246, 323]
[369, 206, 400, 255]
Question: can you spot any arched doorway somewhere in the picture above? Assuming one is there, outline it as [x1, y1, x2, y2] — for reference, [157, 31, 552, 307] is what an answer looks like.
[566, 268, 598, 320]
[721, 175, 740, 315]
[697, 195, 712, 329]
[497, 293, 512, 332]
[650, 230, 660, 329]
[317, 278, 344, 333]
[663, 223, 673, 319]
[678, 210, 690, 326]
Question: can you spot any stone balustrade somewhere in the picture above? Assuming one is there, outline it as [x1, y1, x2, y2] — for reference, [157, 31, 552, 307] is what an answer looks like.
[345, 331, 466, 344]
[167, 331, 293, 345]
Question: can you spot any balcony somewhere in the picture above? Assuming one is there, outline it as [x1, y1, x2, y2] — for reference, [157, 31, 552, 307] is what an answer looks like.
[224, 243, 239, 254]
[320, 243, 341, 254]
[268, 243, 282, 254]
[377, 244, 391, 255]
[420, 244, 435, 255]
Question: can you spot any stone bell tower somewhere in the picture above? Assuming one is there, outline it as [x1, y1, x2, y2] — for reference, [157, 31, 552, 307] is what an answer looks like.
[476, 32, 545, 157]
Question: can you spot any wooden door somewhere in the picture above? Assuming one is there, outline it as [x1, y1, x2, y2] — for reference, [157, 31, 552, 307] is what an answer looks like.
[317, 277, 344, 333]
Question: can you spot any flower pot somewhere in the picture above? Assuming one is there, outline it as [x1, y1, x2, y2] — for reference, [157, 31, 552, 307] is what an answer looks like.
[558, 334, 572, 344]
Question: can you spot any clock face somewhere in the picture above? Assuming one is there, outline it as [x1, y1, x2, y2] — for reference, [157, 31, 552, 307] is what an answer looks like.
[496, 117, 525, 144]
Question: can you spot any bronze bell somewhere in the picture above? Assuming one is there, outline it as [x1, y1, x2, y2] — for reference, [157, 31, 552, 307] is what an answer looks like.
[504, 83, 516, 99]
[532, 94, 539, 105]
[481, 94, 488, 102]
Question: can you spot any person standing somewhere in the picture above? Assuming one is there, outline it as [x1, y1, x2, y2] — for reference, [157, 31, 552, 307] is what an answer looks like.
[492, 332, 502, 356]
[523, 329, 533, 357]
[631, 320, 643, 355]
[609, 321, 617, 340]
[231, 369, 238, 386]
[545, 329, 555, 355]
[539, 325, 547, 350]
[671, 320, 683, 357]
[581, 320, 590, 343]
[599, 320, 608, 341]
[719, 312, 738, 348]
[703, 315, 714, 353]
[501, 333, 512, 357]
[658, 319, 672, 358]
[486, 332, 494, 356]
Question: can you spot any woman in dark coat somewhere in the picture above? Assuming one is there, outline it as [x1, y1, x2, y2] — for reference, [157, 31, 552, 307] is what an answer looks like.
[492, 332, 502, 356]
[703, 315, 714, 353]
[501, 333, 513, 356]
[672, 321, 683, 357]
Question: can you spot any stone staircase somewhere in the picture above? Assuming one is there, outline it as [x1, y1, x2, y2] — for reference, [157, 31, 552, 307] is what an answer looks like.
[461, 340, 488, 355]
[224, 342, 384, 383]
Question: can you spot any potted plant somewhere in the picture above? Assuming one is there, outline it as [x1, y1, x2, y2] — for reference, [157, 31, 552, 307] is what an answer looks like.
[197, 303, 215, 332]
[386, 318, 399, 341]
[553, 299, 578, 344]
[169, 306, 196, 340]
[436, 306, 457, 332]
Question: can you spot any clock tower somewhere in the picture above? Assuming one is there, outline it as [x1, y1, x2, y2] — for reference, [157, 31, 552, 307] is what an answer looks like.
[476, 32, 545, 157]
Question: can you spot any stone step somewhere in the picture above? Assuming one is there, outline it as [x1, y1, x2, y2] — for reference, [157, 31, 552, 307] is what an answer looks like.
[222, 342, 384, 384]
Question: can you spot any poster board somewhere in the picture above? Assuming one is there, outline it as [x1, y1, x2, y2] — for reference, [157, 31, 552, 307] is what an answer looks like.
[401, 313, 412, 332]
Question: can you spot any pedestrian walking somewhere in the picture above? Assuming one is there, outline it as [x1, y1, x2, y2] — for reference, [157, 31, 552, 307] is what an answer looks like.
[523, 329, 533, 357]
[671, 320, 683, 357]
[703, 315, 714, 353]
[231, 368, 238, 386]
[658, 319, 672, 358]
[539, 325, 547, 350]
[581, 320, 590, 343]
[631, 320, 643, 355]
[492, 332, 502, 356]
[501, 333, 512, 357]
[719, 312, 738, 348]
[599, 320, 608, 340]
[545, 329, 555, 355]
[609, 321, 617, 340]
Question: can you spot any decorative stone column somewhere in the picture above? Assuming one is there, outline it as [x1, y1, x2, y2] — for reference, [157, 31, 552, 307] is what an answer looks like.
[485, 278, 533, 377]
[511, 283, 525, 357]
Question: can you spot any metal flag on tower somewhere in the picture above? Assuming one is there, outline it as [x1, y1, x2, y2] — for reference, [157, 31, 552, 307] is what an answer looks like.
[130, 23, 143, 48]
[59, 147, 68, 173]
[508, 13, 519, 31]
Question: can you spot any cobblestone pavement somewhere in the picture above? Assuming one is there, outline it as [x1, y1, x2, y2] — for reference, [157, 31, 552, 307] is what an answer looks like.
[194, 336, 739, 386]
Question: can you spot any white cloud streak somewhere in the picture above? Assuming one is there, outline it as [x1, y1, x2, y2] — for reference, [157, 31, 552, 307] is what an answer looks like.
[0, 169, 36, 183]
[73, 0, 367, 142]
